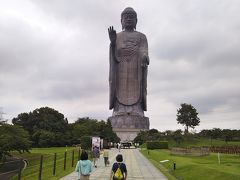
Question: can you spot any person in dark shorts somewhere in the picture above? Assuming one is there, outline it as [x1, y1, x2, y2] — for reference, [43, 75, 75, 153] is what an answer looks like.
[110, 154, 127, 180]
[92, 146, 100, 168]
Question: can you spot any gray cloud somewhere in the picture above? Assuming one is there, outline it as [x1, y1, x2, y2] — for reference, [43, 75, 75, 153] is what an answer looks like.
[1, 0, 240, 131]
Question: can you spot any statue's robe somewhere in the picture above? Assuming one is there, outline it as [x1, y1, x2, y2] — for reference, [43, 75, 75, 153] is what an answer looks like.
[109, 31, 149, 113]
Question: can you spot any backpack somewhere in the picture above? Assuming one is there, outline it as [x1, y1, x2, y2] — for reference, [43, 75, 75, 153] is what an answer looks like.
[114, 163, 123, 180]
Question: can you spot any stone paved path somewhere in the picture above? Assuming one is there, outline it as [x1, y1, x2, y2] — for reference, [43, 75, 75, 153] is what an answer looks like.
[60, 148, 167, 180]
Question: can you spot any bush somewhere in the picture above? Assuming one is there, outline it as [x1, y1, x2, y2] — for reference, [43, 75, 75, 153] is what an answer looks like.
[80, 136, 91, 150]
[146, 141, 168, 149]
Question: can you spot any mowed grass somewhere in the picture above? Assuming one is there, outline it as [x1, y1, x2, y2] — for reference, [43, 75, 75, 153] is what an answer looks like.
[11, 147, 82, 180]
[141, 149, 240, 180]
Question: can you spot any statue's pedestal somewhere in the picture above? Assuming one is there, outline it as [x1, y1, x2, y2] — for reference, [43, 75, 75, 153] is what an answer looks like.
[108, 115, 149, 141]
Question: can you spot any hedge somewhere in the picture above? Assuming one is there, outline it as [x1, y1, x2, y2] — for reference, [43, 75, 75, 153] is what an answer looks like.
[80, 136, 92, 150]
[146, 141, 168, 149]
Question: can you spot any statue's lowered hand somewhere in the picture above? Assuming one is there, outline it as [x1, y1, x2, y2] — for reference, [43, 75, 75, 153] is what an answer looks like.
[108, 26, 117, 44]
[141, 55, 149, 67]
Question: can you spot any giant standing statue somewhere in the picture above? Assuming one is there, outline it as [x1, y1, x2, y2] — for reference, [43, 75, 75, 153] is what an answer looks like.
[108, 7, 150, 141]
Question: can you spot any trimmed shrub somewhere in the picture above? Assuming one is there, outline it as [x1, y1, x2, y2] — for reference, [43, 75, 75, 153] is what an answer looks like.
[80, 136, 91, 150]
[146, 141, 168, 149]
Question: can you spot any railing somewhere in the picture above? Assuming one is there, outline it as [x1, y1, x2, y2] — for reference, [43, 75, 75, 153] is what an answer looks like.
[0, 148, 82, 180]
[210, 146, 240, 154]
[171, 147, 210, 156]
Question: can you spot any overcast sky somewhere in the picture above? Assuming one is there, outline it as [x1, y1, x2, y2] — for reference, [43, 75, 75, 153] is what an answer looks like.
[1, 0, 240, 132]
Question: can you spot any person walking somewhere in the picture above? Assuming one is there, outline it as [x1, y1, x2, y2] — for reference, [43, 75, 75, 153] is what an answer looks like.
[92, 146, 100, 168]
[117, 143, 121, 152]
[103, 149, 109, 167]
[75, 151, 92, 180]
[110, 154, 127, 180]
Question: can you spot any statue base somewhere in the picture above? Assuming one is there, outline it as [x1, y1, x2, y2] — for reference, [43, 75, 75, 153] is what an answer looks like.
[108, 115, 149, 141]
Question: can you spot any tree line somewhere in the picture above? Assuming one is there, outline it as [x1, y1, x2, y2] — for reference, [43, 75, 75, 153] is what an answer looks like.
[0, 107, 119, 161]
[1, 103, 238, 161]
[134, 128, 240, 146]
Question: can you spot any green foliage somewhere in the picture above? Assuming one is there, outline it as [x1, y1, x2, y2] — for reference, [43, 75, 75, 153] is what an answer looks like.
[11, 108, 120, 148]
[134, 129, 163, 144]
[12, 107, 69, 147]
[0, 124, 31, 161]
[135, 128, 240, 149]
[146, 141, 168, 149]
[199, 128, 240, 142]
[71, 117, 120, 145]
[134, 131, 148, 144]
[80, 136, 92, 150]
[32, 130, 56, 147]
[176, 103, 200, 133]
[172, 129, 184, 145]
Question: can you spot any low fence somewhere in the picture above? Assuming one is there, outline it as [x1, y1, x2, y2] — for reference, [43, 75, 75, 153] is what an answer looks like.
[171, 146, 240, 156]
[171, 147, 210, 156]
[0, 148, 82, 180]
[210, 146, 240, 154]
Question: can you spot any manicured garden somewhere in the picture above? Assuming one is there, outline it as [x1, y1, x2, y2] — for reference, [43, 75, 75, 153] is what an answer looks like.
[141, 139, 240, 180]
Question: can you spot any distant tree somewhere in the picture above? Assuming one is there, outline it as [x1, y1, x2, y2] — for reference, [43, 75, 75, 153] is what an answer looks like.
[71, 117, 120, 145]
[176, 103, 200, 133]
[147, 129, 160, 141]
[222, 129, 234, 143]
[0, 124, 31, 161]
[72, 119, 97, 138]
[210, 128, 222, 139]
[164, 130, 174, 138]
[32, 130, 55, 147]
[97, 120, 120, 142]
[80, 136, 92, 150]
[12, 107, 69, 147]
[149, 128, 159, 134]
[173, 129, 184, 145]
[134, 131, 148, 145]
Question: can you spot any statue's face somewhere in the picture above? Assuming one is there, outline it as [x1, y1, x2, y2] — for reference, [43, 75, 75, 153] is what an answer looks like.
[121, 13, 137, 30]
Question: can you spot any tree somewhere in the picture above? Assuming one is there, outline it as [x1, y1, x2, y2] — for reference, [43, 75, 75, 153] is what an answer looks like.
[147, 129, 160, 141]
[176, 103, 200, 133]
[172, 129, 184, 145]
[134, 131, 148, 145]
[0, 124, 31, 161]
[12, 107, 69, 147]
[80, 136, 92, 150]
[71, 117, 120, 144]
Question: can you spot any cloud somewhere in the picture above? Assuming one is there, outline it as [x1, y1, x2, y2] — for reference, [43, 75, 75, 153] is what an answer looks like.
[0, 0, 240, 131]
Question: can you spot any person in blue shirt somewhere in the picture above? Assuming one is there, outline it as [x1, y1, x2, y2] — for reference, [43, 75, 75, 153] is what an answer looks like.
[75, 151, 92, 180]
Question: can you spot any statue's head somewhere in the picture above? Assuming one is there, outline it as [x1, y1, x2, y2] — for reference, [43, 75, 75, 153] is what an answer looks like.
[121, 7, 137, 30]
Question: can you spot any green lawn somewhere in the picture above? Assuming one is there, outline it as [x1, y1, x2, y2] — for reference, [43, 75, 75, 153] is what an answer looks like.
[141, 149, 240, 180]
[11, 147, 82, 180]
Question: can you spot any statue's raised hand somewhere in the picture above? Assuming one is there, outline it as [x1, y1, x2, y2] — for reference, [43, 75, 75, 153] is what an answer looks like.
[108, 26, 116, 45]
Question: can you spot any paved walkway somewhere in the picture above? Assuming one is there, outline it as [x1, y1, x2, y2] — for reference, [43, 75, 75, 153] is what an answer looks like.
[60, 148, 167, 180]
